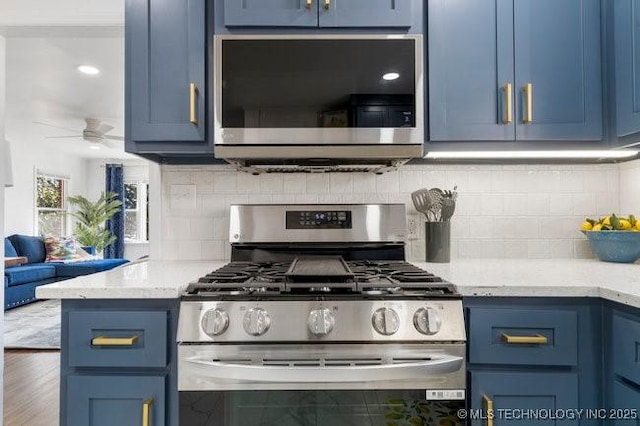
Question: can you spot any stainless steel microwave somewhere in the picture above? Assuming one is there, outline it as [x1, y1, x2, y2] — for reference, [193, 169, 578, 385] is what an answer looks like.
[213, 35, 424, 169]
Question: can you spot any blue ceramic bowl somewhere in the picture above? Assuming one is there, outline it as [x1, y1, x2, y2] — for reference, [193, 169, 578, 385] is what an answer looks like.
[583, 231, 640, 263]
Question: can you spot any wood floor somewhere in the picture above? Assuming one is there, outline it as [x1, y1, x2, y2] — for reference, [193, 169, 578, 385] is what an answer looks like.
[3, 350, 60, 426]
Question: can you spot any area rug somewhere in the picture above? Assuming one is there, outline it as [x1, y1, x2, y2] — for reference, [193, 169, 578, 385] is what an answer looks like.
[4, 299, 61, 349]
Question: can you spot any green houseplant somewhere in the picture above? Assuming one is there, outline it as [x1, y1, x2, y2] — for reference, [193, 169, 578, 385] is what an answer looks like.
[67, 192, 123, 254]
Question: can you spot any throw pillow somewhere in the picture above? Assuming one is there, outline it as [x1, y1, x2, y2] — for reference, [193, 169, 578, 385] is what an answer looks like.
[44, 236, 81, 262]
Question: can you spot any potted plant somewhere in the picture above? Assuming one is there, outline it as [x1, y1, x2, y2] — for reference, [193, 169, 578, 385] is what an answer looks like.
[67, 192, 122, 256]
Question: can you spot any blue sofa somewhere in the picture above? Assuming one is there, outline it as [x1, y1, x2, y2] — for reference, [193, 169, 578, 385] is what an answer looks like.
[4, 235, 129, 310]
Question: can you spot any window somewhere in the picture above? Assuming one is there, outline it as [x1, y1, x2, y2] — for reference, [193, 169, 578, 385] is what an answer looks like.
[36, 174, 68, 237]
[124, 181, 149, 242]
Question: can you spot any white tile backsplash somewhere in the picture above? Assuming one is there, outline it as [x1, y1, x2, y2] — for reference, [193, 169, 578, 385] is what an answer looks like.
[160, 163, 622, 260]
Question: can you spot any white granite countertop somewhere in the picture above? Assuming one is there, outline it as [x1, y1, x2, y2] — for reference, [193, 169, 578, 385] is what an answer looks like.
[37, 258, 640, 308]
[415, 259, 640, 308]
[35, 260, 226, 300]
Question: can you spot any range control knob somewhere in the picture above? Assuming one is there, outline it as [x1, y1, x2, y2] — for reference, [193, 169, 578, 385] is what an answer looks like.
[413, 307, 442, 335]
[371, 307, 400, 335]
[243, 308, 271, 336]
[308, 308, 335, 336]
[201, 308, 229, 337]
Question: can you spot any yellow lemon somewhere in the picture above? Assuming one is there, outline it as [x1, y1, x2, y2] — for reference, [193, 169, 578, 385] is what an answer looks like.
[603, 216, 612, 226]
[637, 221, 640, 231]
[620, 219, 632, 230]
[592, 223, 603, 231]
[580, 221, 593, 231]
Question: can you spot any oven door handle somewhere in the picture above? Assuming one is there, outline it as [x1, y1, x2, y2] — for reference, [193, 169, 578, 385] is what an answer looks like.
[184, 355, 463, 383]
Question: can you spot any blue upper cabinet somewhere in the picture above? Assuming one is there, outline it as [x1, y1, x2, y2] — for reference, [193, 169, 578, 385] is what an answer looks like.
[615, 0, 640, 138]
[429, 0, 515, 141]
[514, 0, 602, 141]
[224, 0, 412, 28]
[428, 0, 602, 142]
[126, 0, 206, 147]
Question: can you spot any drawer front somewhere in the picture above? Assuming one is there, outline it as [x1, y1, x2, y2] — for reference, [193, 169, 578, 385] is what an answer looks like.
[468, 307, 578, 366]
[68, 311, 167, 368]
[613, 313, 640, 385]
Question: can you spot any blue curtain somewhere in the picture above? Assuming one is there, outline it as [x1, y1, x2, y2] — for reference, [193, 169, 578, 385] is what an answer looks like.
[104, 163, 124, 259]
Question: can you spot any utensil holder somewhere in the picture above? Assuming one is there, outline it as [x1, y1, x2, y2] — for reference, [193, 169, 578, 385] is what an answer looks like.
[425, 222, 451, 263]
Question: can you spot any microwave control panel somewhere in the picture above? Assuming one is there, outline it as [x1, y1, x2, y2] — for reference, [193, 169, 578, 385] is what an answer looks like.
[286, 210, 352, 229]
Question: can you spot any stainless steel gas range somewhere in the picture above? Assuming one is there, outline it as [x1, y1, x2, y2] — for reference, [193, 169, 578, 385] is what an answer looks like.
[177, 204, 466, 426]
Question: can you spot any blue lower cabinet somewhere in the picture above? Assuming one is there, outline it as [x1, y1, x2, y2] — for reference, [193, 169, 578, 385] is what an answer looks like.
[470, 371, 579, 425]
[612, 380, 640, 425]
[67, 375, 166, 426]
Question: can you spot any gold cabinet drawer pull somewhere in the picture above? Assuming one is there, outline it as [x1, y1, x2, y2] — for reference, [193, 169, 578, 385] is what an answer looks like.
[142, 398, 153, 426]
[523, 82, 533, 123]
[306, 0, 312, 9]
[483, 394, 494, 426]
[324, 0, 330, 9]
[503, 83, 513, 124]
[189, 82, 198, 125]
[501, 333, 547, 344]
[91, 335, 139, 346]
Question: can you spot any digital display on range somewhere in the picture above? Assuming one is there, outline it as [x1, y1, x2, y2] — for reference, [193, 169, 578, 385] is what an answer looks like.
[286, 210, 352, 229]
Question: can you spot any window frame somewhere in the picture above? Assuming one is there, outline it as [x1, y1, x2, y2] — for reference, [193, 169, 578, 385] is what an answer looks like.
[35, 172, 70, 237]
[124, 180, 149, 243]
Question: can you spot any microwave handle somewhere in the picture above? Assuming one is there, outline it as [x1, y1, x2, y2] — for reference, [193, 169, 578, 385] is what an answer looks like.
[184, 355, 463, 383]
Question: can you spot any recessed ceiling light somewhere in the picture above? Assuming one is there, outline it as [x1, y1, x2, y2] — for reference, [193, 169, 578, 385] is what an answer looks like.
[424, 150, 639, 159]
[77, 65, 100, 75]
[382, 72, 400, 81]
[88, 145, 101, 150]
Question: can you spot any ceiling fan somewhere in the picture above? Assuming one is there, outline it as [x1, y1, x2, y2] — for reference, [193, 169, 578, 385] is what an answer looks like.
[35, 118, 124, 147]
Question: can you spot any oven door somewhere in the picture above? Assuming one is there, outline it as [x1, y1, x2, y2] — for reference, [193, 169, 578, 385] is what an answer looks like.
[179, 343, 466, 426]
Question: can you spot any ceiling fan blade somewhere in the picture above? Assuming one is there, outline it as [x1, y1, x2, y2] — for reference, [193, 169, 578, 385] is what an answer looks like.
[104, 135, 125, 141]
[44, 135, 83, 139]
[33, 121, 81, 133]
[96, 123, 115, 135]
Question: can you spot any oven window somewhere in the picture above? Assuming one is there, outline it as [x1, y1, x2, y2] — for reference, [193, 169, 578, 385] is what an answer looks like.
[180, 390, 464, 426]
[221, 39, 416, 129]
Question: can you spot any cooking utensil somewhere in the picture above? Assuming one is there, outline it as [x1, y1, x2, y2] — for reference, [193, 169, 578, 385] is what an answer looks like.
[440, 198, 456, 222]
[411, 188, 434, 220]
[426, 188, 444, 221]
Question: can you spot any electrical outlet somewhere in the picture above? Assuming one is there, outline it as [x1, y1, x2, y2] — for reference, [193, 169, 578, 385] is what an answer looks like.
[407, 215, 420, 240]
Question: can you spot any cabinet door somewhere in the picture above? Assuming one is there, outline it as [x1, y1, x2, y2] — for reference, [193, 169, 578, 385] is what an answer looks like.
[615, 0, 640, 137]
[224, 0, 318, 27]
[470, 371, 578, 425]
[514, 0, 602, 140]
[127, 0, 205, 142]
[318, 0, 412, 28]
[612, 380, 640, 425]
[428, 0, 515, 141]
[67, 375, 165, 426]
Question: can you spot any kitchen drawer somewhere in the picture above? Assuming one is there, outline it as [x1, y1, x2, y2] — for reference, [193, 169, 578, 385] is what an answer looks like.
[68, 311, 168, 368]
[468, 307, 578, 366]
[612, 313, 640, 385]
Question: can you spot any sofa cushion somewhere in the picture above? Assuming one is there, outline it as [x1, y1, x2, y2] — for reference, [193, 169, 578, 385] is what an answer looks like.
[8, 235, 46, 264]
[4, 264, 57, 287]
[53, 259, 129, 278]
[4, 238, 18, 258]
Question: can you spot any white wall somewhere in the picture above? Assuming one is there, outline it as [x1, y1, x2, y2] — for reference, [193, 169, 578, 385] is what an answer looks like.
[0, 0, 123, 26]
[620, 159, 640, 215]
[159, 163, 620, 261]
[0, 32, 7, 420]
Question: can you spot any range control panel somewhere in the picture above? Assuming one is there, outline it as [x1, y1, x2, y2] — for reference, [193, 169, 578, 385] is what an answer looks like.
[286, 210, 352, 229]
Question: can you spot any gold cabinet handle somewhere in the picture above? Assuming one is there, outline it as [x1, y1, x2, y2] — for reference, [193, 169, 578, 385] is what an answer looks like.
[503, 83, 513, 124]
[523, 82, 533, 123]
[91, 335, 139, 346]
[501, 333, 548, 344]
[324, 0, 330, 9]
[189, 82, 198, 125]
[306, 0, 312, 9]
[483, 394, 494, 426]
[142, 398, 153, 426]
